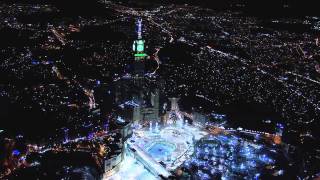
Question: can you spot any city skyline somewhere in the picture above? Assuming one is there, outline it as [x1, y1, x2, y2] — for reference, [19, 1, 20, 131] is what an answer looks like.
[1, 0, 320, 179]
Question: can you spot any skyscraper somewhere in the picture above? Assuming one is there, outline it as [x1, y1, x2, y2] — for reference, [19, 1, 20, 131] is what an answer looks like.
[132, 18, 148, 75]
[128, 18, 159, 125]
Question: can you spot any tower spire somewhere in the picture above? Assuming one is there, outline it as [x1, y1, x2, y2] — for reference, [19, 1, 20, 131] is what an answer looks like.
[137, 18, 142, 39]
[132, 18, 148, 60]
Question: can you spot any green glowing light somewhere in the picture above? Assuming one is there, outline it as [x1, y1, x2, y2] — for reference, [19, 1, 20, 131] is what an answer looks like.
[134, 53, 148, 57]
[137, 44, 144, 52]
[136, 40, 144, 52]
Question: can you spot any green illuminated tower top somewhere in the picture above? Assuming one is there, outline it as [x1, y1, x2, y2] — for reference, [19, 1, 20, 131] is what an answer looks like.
[133, 18, 148, 60]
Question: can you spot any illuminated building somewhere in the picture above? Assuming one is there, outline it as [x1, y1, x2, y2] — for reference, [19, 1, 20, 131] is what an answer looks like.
[169, 97, 180, 111]
[132, 18, 148, 75]
[141, 89, 160, 123]
[133, 18, 148, 60]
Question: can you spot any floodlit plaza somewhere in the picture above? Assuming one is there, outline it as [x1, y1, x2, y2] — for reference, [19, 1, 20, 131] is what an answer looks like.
[104, 117, 208, 179]
[105, 155, 157, 180]
[181, 134, 285, 179]
[105, 114, 288, 180]
[129, 122, 208, 170]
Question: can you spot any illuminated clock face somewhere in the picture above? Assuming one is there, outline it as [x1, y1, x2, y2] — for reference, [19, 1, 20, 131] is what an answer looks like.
[137, 44, 144, 52]
[136, 40, 144, 52]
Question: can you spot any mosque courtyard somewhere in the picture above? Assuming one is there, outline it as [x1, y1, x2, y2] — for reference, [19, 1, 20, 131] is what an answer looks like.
[105, 116, 287, 179]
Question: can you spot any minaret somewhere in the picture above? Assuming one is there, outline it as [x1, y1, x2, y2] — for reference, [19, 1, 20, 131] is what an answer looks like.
[132, 18, 148, 75]
[150, 89, 160, 121]
[169, 98, 180, 111]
